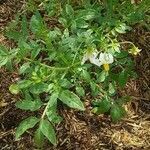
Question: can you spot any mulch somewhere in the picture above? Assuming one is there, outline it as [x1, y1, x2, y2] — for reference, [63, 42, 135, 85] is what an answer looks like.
[0, 1, 150, 150]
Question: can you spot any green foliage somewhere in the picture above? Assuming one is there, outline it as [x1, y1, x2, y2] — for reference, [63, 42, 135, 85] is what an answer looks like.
[16, 116, 39, 140]
[39, 119, 57, 145]
[1, 0, 149, 147]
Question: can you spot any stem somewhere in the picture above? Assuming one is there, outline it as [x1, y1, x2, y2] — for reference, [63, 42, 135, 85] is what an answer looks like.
[41, 103, 48, 119]
[119, 41, 135, 47]
[24, 57, 69, 70]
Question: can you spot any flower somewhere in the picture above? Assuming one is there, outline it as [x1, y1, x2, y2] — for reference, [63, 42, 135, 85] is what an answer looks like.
[129, 46, 141, 56]
[99, 52, 114, 71]
[81, 48, 101, 66]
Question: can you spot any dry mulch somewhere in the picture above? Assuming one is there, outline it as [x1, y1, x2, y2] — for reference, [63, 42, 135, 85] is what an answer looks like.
[0, 1, 150, 150]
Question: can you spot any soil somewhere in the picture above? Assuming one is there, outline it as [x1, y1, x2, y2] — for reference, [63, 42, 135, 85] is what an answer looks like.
[0, 1, 150, 150]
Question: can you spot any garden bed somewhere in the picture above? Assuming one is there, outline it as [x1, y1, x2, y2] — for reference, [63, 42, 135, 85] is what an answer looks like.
[0, 1, 150, 150]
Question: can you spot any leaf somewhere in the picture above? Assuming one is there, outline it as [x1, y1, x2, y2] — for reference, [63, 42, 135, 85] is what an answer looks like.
[118, 70, 128, 88]
[16, 116, 39, 140]
[9, 84, 19, 94]
[93, 98, 111, 114]
[110, 104, 126, 123]
[59, 90, 85, 111]
[19, 62, 30, 74]
[58, 18, 67, 27]
[30, 11, 46, 35]
[59, 79, 72, 89]
[65, 4, 74, 16]
[90, 81, 100, 97]
[75, 86, 85, 97]
[21, 15, 28, 39]
[75, 19, 89, 29]
[47, 92, 58, 108]
[30, 83, 49, 94]
[40, 119, 57, 145]
[97, 71, 108, 82]
[81, 70, 91, 81]
[108, 83, 116, 95]
[34, 128, 45, 148]
[15, 98, 43, 111]
[0, 57, 8, 68]
[18, 80, 32, 89]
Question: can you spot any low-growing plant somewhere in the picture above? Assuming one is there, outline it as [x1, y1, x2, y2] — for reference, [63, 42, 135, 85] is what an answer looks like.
[0, 0, 149, 147]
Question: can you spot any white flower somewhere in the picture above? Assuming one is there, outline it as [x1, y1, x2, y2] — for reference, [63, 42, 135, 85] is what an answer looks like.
[99, 52, 114, 71]
[81, 48, 101, 67]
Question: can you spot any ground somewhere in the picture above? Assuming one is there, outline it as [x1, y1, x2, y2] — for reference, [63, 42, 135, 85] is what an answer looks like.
[0, 1, 150, 150]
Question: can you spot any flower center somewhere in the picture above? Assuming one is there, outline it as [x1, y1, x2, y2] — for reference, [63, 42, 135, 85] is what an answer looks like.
[103, 64, 109, 71]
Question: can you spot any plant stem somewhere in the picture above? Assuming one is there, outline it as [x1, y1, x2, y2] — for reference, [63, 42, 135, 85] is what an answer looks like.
[24, 57, 69, 70]
[119, 41, 135, 47]
[41, 103, 48, 119]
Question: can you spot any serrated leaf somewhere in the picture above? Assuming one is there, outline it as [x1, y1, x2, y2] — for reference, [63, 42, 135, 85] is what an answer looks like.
[16, 116, 39, 140]
[59, 90, 85, 111]
[34, 128, 45, 148]
[9, 84, 19, 94]
[15, 98, 43, 111]
[110, 104, 126, 122]
[40, 119, 57, 145]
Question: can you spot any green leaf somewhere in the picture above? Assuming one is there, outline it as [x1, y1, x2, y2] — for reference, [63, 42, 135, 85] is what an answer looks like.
[18, 80, 32, 89]
[97, 71, 108, 82]
[21, 15, 28, 39]
[30, 11, 46, 35]
[16, 116, 39, 140]
[110, 104, 126, 123]
[90, 81, 100, 97]
[59, 79, 72, 89]
[34, 128, 45, 148]
[75, 86, 85, 97]
[40, 119, 57, 145]
[59, 90, 85, 111]
[93, 98, 111, 114]
[19, 62, 30, 74]
[81, 70, 91, 81]
[108, 83, 116, 95]
[47, 92, 58, 108]
[118, 70, 128, 88]
[9, 84, 19, 94]
[65, 4, 74, 16]
[15, 98, 43, 111]
[30, 83, 49, 94]
[75, 19, 89, 29]
[58, 18, 67, 27]
[0, 57, 8, 68]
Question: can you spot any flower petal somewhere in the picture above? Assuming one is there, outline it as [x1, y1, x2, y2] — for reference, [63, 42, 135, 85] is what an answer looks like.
[90, 57, 101, 66]
[107, 53, 114, 64]
[81, 53, 88, 65]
